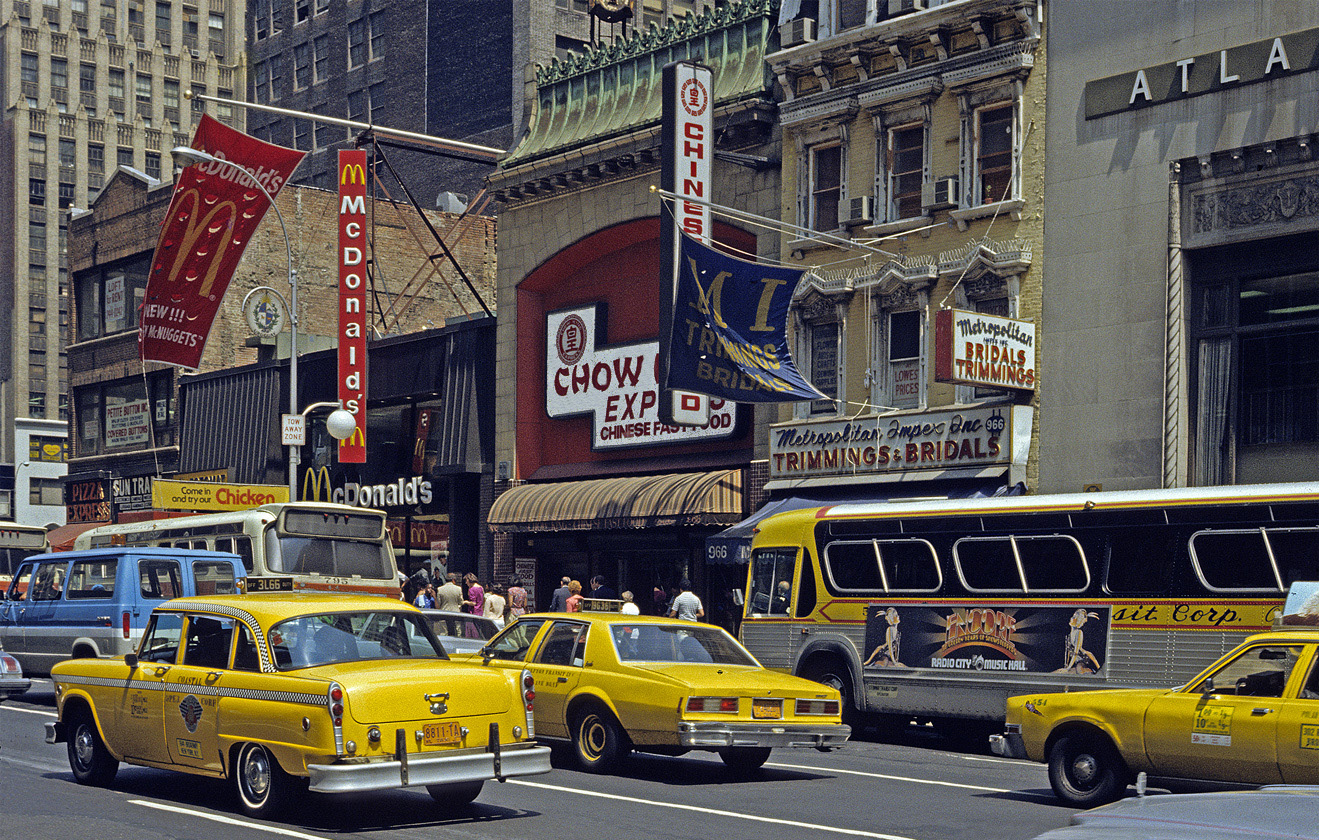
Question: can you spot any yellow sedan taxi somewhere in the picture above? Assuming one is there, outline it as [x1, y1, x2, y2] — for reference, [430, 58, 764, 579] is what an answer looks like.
[46, 593, 550, 818]
[993, 629, 1319, 806]
[457, 610, 850, 773]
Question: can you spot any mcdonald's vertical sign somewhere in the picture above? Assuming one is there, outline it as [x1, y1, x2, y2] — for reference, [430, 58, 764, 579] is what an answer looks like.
[338, 150, 367, 462]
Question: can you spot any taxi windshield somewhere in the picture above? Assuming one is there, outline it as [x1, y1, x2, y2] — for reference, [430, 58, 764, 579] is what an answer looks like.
[269, 610, 446, 669]
[610, 623, 759, 666]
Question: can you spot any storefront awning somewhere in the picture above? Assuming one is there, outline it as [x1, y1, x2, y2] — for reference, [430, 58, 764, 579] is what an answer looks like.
[704, 478, 1025, 565]
[488, 469, 743, 533]
[46, 521, 104, 552]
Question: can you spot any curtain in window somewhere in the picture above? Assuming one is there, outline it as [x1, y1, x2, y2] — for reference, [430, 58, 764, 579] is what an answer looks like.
[1195, 337, 1231, 485]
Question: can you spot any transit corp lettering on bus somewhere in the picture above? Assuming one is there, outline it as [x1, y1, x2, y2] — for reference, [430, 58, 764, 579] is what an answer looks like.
[1110, 601, 1273, 631]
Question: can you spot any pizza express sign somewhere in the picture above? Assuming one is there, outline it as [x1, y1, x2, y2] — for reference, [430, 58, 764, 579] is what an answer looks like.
[1085, 27, 1319, 119]
[546, 304, 736, 450]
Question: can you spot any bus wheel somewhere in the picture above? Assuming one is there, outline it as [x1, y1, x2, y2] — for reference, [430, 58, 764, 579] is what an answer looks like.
[803, 660, 862, 731]
[1047, 732, 1128, 807]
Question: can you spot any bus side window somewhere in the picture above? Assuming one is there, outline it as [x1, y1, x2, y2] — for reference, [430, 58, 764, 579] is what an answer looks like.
[748, 549, 796, 615]
[1192, 530, 1281, 592]
[796, 555, 817, 618]
[1264, 528, 1319, 587]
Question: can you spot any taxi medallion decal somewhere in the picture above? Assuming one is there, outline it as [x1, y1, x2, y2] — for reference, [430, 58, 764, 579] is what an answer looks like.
[179, 695, 204, 733]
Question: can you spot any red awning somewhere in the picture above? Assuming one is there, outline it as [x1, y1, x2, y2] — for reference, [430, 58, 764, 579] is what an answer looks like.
[45, 521, 104, 552]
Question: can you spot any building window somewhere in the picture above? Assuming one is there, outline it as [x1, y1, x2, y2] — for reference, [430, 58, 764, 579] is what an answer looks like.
[144, 151, 160, 179]
[293, 43, 309, 90]
[887, 310, 921, 409]
[29, 179, 46, 207]
[29, 434, 67, 463]
[80, 63, 96, 93]
[368, 11, 386, 60]
[58, 182, 75, 209]
[254, 60, 270, 102]
[29, 478, 63, 506]
[21, 53, 39, 85]
[347, 89, 367, 124]
[29, 133, 46, 164]
[1191, 235, 1319, 485]
[348, 18, 366, 68]
[29, 394, 47, 421]
[369, 82, 388, 122]
[208, 12, 223, 33]
[810, 143, 841, 232]
[254, 0, 269, 39]
[976, 103, 1014, 205]
[30, 222, 47, 255]
[60, 137, 77, 168]
[555, 35, 590, 60]
[293, 118, 310, 150]
[295, 0, 310, 24]
[155, 1, 169, 32]
[888, 124, 925, 221]
[109, 68, 125, 99]
[163, 78, 179, 109]
[314, 120, 338, 150]
[135, 73, 151, 101]
[117, 147, 133, 167]
[313, 35, 329, 82]
[88, 143, 104, 172]
[77, 387, 102, 454]
[51, 58, 68, 91]
[809, 321, 840, 414]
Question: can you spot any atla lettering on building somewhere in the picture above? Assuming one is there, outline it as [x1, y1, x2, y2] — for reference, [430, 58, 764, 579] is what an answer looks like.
[769, 405, 1032, 480]
[933, 309, 1036, 392]
[546, 304, 736, 450]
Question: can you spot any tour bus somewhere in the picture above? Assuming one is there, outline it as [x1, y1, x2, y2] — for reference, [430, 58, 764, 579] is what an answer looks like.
[1, 523, 49, 587]
[740, 482, 1319, 734]
[73, 502, 400, 597]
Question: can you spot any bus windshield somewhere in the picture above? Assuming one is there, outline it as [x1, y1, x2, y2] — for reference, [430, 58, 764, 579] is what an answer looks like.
[266, 533, 394, 580]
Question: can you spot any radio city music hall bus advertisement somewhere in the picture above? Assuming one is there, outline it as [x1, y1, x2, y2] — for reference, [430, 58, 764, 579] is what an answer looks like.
[862, 604, 1112, 675]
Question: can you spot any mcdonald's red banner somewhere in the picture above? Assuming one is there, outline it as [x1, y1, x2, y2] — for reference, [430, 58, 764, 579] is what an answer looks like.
[140, 115, 305, 369]
[337, 149, 368, 463]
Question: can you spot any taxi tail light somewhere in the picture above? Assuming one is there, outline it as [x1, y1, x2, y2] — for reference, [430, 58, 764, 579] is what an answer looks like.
[327, 682, 345, 755]
[795, 698, 840, 716]
[0, 653, 19, 674]
[122, 611, 131, 640]
[686, 697, 739, 713]
[520, 669, 535, 739]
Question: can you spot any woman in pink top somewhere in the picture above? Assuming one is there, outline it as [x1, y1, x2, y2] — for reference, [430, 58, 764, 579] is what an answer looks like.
[463, 573, 485, 637]
[507, 577, 528, 618]
[565, 579, 584, 613]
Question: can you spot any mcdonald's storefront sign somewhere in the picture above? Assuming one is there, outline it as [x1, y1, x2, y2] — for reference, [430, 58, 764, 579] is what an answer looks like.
[301, 466, 433, 509]
[338, 149, 368, 463]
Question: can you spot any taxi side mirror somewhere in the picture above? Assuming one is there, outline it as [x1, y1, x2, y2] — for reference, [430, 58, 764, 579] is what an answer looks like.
[124, 653, 138, 669]
[1200, 677, 1214, 694]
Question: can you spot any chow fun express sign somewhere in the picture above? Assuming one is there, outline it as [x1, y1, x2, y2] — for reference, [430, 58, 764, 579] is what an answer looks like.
[547, 304, 736, 450]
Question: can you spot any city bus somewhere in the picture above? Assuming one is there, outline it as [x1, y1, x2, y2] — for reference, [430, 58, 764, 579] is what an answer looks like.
[1, 522, 49, 587]
[740, 482, 1319, 735]
[73, 502, 400, 597]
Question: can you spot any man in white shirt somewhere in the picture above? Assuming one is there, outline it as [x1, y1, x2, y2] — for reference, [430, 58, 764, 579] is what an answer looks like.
[668, 579, 704, 622]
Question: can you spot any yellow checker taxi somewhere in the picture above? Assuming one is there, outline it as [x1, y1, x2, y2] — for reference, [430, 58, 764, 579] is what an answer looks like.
[46, 593, 551, 818]
[992, 629, 1319, 806]
[455, 610, 850, 773]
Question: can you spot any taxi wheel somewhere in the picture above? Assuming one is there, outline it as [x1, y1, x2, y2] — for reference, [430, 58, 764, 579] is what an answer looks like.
[719, 746, 771, 774]
[573, 706, 629, 773]
[68, 711, 119, 786]
[235, 742, 292, 818]
[426, 780, 484, 811]
[1047, 732, 1128, 807]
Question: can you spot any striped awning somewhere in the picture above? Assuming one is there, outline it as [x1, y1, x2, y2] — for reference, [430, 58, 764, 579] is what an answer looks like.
[488, 469, 744, 533]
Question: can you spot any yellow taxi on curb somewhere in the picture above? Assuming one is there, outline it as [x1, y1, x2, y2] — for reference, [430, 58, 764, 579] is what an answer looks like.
[46, 593, 550, 818]
[453, 610, 850, 773]
[992, 629, 1319, 806]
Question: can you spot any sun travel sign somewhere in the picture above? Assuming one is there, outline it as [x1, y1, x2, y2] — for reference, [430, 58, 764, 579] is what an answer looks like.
[546, 304, 737, 451]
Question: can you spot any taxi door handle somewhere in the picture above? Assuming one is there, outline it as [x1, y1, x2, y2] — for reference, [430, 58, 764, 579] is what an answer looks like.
[557, 676, 568, 683]
[153, 666, 171, 677]
[1251, 707, 1274, 716]
[206, 671, 223, 682]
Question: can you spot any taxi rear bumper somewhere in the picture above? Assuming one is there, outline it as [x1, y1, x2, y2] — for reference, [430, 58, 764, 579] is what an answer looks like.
[678, 721, 851, 750]
[308, 740, 551, 793]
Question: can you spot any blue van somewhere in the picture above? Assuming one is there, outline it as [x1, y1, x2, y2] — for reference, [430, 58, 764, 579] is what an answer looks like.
[0, 547, 245, 676]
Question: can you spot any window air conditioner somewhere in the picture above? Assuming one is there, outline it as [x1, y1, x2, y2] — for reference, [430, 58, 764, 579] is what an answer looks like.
[779, 18, 815, 48]
[190, 48, 201, 58]
[921, 176, 958, 210]
[842, 195, 873, 225]
[888, 0, 927, 17]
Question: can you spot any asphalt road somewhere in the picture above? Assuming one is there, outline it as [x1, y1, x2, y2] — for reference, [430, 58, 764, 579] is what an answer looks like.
[0, 679, 1081, 840]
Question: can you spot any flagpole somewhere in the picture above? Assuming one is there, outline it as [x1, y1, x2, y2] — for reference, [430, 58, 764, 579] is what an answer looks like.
[183, 90, 505, 162]
[651, 186, 904, 261]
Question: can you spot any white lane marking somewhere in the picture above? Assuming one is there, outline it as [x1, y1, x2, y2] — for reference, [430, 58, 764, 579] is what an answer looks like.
[0, 703, 57, 717]
[766, 761, 1012, 793]
[130, 800, 331, 840]
[0, 751, 68, 774]
[509, 779, 921, 840]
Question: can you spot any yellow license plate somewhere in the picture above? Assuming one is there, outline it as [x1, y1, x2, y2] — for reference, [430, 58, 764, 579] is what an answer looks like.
[752, 699, 782, 720]
[422, 722, 462, 747]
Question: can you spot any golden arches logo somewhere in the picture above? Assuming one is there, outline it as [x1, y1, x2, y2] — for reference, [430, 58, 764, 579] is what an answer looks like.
[338, 425, 366, 449]
[163, 188, 239, 299]
[301, 465, 332, 503]
[340, 163, 366, 185]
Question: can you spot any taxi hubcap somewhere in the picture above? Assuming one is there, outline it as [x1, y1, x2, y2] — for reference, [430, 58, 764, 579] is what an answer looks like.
[1071, 753, 1098, 786]
[581, 716, 606, 759]
[74, 726, 95, 768]
[243, 748, 272, 799]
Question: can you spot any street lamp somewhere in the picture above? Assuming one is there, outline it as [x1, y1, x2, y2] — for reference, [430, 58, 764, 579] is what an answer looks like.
[170, 146, 356, 499]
